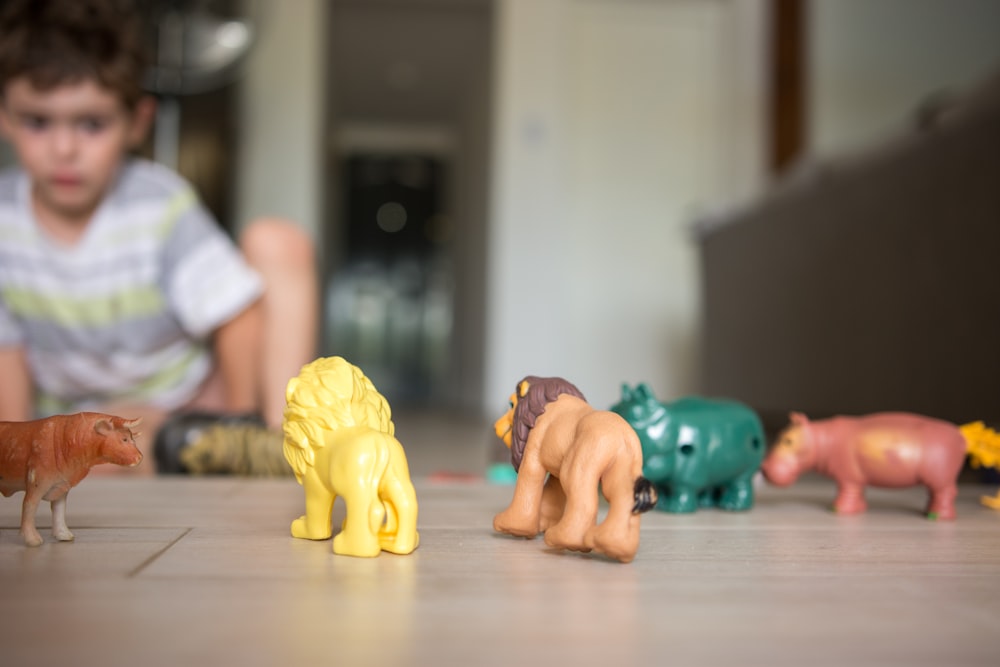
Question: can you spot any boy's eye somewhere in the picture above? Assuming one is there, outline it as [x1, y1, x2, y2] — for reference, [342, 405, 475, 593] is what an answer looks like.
[20, 114, 49, 131]
[77, 116, 109, 133]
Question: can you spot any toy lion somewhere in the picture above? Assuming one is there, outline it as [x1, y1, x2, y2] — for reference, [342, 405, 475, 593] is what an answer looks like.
[493, 375, 657, 563]
[282, 356, 419, 557]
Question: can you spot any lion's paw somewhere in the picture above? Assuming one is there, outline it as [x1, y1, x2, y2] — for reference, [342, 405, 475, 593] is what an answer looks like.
[291, 516, 331, 540]
[493, 511, 540, 538]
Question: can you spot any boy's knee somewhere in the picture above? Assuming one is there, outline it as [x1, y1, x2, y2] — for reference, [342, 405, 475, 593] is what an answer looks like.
[240, 218, 315, 268]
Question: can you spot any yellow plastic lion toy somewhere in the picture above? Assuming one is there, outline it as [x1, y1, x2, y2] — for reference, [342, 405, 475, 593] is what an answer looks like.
[282, 356, 419, 557]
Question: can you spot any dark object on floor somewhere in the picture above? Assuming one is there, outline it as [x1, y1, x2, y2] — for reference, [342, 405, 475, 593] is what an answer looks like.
[154, 411, 265, 474]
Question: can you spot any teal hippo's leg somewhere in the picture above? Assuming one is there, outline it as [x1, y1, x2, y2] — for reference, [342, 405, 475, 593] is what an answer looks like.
[718, 472, 756, 511]
[698, 488, 717, 508]
[658, 486, 700, 513]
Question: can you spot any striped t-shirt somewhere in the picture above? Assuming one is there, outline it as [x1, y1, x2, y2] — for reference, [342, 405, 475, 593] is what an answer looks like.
[0, 158, 263, 416]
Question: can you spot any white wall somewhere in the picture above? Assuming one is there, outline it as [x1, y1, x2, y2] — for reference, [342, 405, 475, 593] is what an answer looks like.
[483, 0, 768, 413]
[235, 0, 326, 238]
[808, 0, 1000, 156]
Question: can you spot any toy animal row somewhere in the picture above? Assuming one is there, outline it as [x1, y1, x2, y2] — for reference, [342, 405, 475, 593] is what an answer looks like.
[4, 361, 997, 567]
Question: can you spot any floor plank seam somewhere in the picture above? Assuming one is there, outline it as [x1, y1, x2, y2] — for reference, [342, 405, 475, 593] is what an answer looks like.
[127, 527, 192, 578]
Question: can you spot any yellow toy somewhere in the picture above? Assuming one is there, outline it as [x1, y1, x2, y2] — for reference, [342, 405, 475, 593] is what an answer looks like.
[282, 356, 419, 557]
[961, 421, 1000, 509]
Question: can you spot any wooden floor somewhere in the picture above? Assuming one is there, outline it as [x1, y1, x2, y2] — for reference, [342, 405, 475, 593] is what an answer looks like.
[2, 417, 1000, 667]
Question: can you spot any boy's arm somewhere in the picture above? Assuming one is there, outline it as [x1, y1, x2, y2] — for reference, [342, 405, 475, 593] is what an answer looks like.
[0, 346, 33, 421]
[212, 298, 265, 415]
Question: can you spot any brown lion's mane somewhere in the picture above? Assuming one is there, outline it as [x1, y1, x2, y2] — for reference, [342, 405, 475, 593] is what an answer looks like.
[509, 376, 586, 471]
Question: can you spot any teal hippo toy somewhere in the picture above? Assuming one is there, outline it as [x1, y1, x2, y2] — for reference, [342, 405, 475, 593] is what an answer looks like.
[611, 384, 765, 513]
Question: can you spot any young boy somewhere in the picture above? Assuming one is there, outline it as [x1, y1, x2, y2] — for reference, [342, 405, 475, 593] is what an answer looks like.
[0, 0, 318, 474]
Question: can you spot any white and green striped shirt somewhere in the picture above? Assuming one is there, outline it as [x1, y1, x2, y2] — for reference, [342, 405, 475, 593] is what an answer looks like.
[0, 158, 263, 416]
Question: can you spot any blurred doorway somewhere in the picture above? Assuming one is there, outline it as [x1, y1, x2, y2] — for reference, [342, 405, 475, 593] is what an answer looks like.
[323, 0, 493, 412]
[326, 153, 453, 404]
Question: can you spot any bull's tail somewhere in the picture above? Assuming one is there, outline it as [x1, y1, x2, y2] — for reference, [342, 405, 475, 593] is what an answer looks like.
[961, 421, 1000, 470]
[632, 476, 658, 514]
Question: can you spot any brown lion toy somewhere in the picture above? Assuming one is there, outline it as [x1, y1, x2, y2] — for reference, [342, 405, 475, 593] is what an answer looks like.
[493, 375, 657, 563]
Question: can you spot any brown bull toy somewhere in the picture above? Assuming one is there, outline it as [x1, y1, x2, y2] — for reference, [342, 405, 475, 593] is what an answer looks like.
[0, 413, 143, 546]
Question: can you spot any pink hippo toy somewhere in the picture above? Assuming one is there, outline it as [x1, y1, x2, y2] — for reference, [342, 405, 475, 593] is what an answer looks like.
[761, 412, 967, 520]
[0, 413, 143, 546]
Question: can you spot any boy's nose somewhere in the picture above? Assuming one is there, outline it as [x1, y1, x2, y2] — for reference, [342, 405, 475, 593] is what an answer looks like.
[51, 126, 78, 158]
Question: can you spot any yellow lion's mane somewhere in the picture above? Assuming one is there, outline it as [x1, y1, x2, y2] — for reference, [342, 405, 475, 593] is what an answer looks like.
[282, 357, 395, 478]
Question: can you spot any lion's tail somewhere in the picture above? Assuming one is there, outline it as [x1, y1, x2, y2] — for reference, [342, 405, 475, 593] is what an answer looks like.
[632, 476, 657, 514]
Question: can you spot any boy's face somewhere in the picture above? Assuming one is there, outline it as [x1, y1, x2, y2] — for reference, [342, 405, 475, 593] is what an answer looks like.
[0, 78, 151, 225]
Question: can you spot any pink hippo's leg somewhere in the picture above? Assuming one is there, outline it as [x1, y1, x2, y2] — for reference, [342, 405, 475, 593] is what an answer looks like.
[50, 495, 75, 542]
[926, 483, 958, 521]
[832, 482, 867, 514]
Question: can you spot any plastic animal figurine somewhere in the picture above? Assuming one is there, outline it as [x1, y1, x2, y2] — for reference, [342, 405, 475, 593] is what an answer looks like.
[962, 421, 1000, 509]
[493, 375, 657, 563]
[762, 411, 970, 519]
[0, 413, 143, 546]
[282, 356, 419, 557]
[611, 384, 765, 513]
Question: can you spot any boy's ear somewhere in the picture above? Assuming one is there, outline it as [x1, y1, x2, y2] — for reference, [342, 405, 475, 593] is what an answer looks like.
[127, 95, 157, 149]
[0, 102, 13, 142]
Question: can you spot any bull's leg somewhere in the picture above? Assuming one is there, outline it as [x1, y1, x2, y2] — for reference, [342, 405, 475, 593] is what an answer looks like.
[926, 483, 957, 521]
[50, 495, 74, 542]
[19, 480, 44, 547]
[832, 482, 867, 514]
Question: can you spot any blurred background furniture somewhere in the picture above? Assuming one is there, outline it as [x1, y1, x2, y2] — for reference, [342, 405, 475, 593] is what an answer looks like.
[699, 69, 1000, 436]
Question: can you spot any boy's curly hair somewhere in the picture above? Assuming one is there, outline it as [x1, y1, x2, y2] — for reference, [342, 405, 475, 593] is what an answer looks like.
[0, 0, 149, 109]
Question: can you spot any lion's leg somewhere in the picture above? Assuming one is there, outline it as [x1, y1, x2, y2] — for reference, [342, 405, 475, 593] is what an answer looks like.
[539, 475, 566, 532]
[494, 457, 547, 538]
[333, 442, 385, 557]
[379, 477, 420, 554]
[543, 453, 600, 553]
[375, 440, 419, 553]
[585, 465, 642, 563]
[334, 486, 383, 557]
[291, 472, 335, 540]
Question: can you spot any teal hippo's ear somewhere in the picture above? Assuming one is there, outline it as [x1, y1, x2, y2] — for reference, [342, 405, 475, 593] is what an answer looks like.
[620, 383, 634, 402]
[637, 383, 654, 401]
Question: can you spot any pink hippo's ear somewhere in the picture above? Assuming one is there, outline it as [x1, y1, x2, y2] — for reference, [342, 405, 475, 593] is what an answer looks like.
[789, 411, 809, 426]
